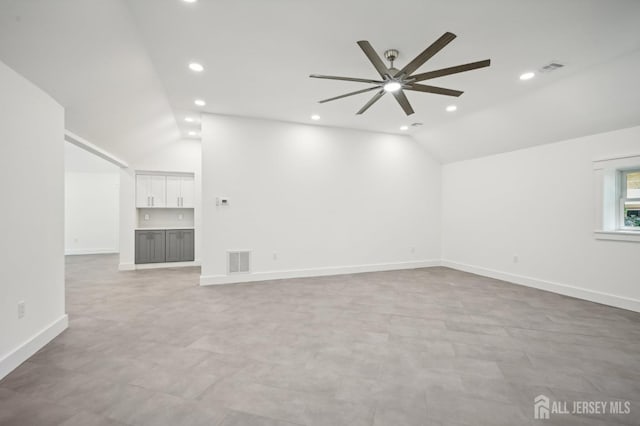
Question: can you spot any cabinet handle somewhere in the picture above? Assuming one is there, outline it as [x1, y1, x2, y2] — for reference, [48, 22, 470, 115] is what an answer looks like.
[177, 197, 180, 206]
[180, 197, 183, 207]
[152, 196, 154, 207]
[147, 196, 150, 206]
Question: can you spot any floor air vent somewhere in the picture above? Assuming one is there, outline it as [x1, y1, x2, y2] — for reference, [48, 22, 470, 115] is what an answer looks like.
[228, 250, 251, 274]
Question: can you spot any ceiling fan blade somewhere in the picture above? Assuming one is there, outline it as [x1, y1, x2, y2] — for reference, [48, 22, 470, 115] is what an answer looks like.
[410, 59, 491, 82]
[319, 86, 381, 103]
[310, 74, 385, 84]
[405, 84, 463, 97]
[357, 40, 390, 79]
[398, 32, 457, 77]
[356, 90, 385, 115]
[393, 90, 415, 116]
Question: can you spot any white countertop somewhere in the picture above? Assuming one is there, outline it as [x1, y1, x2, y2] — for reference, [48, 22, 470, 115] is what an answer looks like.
[135, 226, 194, 231]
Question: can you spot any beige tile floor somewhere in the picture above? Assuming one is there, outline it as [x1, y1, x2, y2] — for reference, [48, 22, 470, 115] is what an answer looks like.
[1, 254, 639, 425]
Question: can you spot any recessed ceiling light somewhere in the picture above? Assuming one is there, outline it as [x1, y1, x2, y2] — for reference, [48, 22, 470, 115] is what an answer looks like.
[311, 114, 320, 121]
[194, 99, 206, 107]
[519, 72, 535, 80]
[400, 125, 409, 131]
[182, 0, 197, 3]
[185, 117, 195, 123]
[383, 81, 402, 92]
[446, 105, 457, 112]
[188, 62, 204, 72]
[188, 131, 198, 137]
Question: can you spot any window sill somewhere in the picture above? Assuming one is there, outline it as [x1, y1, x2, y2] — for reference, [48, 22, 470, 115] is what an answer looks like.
[594, 230, 640, 242]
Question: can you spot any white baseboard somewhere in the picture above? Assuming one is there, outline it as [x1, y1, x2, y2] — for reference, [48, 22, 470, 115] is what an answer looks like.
[441, 260, 640, 313]
[119, 260, 200, 271]
[0, 314, 68, 381]
[118, 262, 135, 271]
[65, 248, 118, 255]
[200, 259, 440, 286]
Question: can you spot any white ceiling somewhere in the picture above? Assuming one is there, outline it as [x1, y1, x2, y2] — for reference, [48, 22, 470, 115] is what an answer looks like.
[1, 0, 640, 163]
[0, 0, 180, 163]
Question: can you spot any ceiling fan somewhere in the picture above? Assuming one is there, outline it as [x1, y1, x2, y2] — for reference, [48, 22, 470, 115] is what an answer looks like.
[310, 32, 490, 116]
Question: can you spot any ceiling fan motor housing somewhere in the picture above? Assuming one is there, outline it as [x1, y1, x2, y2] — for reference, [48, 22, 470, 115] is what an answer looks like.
[384, 49, 399, 62]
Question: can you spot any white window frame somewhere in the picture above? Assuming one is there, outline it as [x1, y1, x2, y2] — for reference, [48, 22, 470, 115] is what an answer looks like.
[593, 154, 640, 242]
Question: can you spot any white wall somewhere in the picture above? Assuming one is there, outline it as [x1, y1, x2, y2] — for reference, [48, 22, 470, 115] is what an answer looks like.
[119, 139, 202, 270]
[65, 172, 119, 255]
[64, 142, 120, 255]
[200, 115, 442, 284]
[0, 60, 67, 379]
[442, 125, 640, 311]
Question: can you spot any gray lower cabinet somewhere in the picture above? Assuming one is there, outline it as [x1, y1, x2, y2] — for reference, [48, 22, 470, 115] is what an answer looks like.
[135, 230, 166, 264]
[165, 229, 195, 262]
[135, 229, 194, 264]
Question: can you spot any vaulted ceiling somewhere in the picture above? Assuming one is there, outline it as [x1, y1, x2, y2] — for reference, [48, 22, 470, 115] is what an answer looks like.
[1, 0, 639, 163]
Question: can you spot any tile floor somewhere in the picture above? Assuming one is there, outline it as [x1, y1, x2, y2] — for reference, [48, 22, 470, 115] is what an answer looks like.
[1, 254, 639, 425]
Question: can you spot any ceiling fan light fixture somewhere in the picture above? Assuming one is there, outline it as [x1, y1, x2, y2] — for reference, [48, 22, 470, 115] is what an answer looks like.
[383, 81, 402, 92]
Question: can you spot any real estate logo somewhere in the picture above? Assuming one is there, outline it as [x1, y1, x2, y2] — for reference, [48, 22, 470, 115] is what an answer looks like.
[534, 395, 550, 420]
[533, 394, 631, 420]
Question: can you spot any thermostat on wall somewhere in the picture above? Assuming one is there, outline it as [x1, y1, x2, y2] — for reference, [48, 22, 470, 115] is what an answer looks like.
[216, 197, 229, 206]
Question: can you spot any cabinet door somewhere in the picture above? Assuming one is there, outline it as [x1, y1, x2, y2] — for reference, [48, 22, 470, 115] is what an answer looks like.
[135, 231, 165, 264]
[165, 230, 181, 262]
[149, 175, 166, 207]
[166, 176, 181, 208]
[181, 229, 195, 261]
[135, 230, 165, 264]
[180, 176, 195, 208]
[150, 230, 166, 262]
[136, 175, 151, 207]
[165, 230, 194, 262]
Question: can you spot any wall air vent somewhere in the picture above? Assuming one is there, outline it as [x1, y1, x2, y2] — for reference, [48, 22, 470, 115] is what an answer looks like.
[539, 61, 565, 73]
[227, 250, 251, 274]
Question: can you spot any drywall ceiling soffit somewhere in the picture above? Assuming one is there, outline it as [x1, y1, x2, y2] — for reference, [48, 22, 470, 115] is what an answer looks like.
[64, 141, 121, 174]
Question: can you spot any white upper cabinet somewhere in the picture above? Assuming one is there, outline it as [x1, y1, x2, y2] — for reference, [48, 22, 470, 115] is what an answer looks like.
[180, 175, 195, 207]
[166, 175, 195, 207]
[137, 172, 194, 208]
[136, 174, 167, 207]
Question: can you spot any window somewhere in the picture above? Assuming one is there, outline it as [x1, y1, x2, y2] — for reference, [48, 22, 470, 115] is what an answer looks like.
[593, 154, 640, 242]
[621, 170, 640, 229]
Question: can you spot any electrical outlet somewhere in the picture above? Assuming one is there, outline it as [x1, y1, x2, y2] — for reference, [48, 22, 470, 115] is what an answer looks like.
[513, 255, 519, 263]
[144, 214, 150, 221]
[178, 214, 183, 220]
[410, 247, 415, 254]
[17, 301, 25, 319]
[273, 253, 278, 260]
